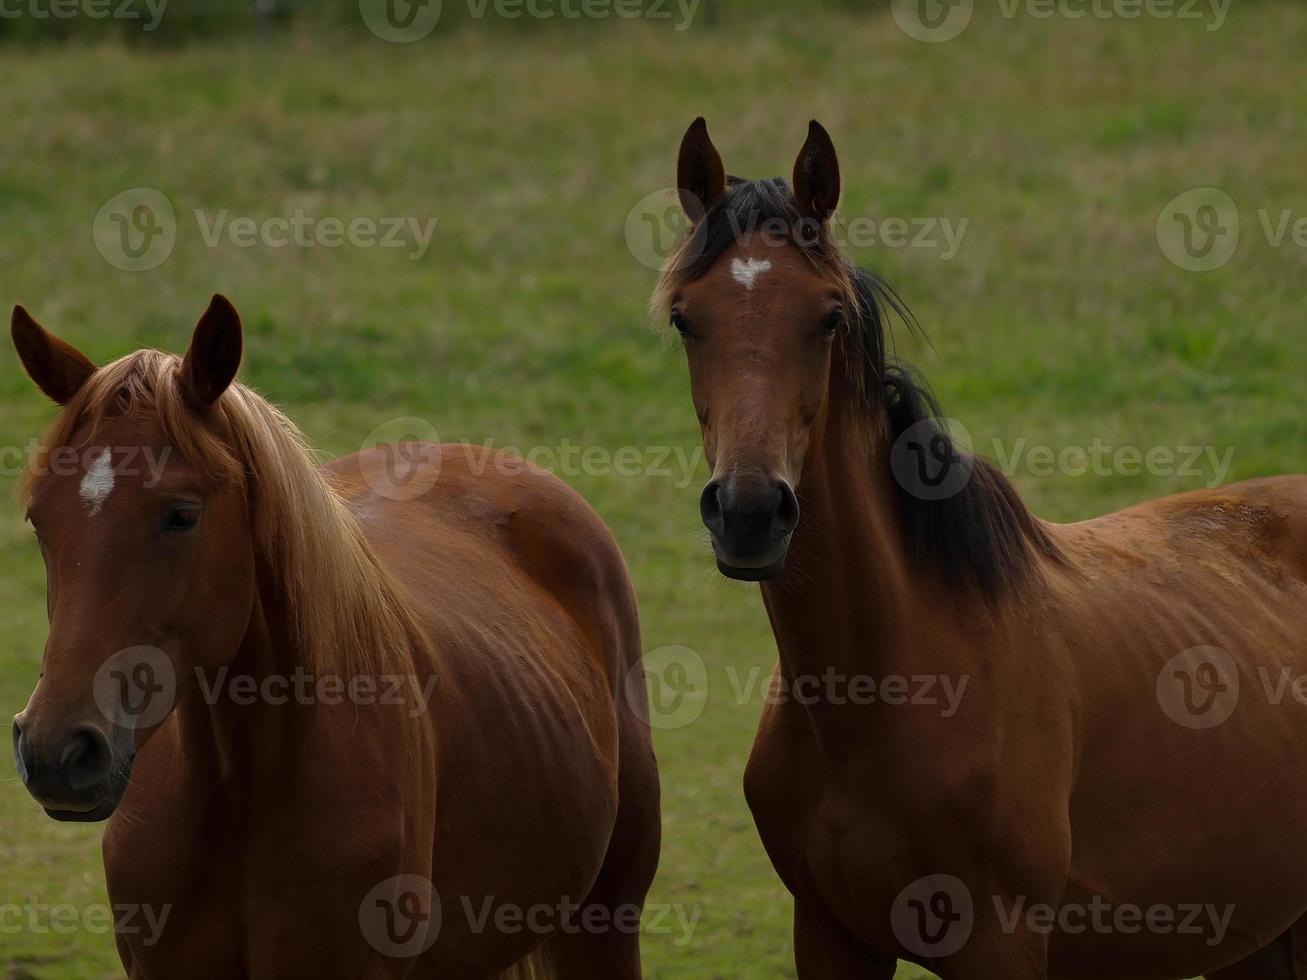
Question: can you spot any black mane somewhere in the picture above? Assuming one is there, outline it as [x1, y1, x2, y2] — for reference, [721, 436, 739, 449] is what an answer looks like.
[846, 268, 1060, 598]
[659, 176, 1059, 599]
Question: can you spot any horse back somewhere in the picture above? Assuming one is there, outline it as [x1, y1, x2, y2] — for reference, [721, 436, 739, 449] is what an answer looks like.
[1058, 475, 1307, 580]
[326, 443, 641, 690]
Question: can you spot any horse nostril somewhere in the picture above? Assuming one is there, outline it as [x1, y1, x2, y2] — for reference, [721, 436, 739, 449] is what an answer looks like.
[60, 726, 112, 793]
[12, 718, 26, 783]
[774, 481, 800, 535]
[700, 480, 726, 536]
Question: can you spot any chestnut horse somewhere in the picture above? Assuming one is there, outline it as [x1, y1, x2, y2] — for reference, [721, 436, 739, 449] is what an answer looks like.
[658, 118, 1307, 979]
[9, 297, 660, 978]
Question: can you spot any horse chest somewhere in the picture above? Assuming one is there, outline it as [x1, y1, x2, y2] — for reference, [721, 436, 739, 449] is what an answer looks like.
[103, 730, 427, 975]
[107, 801, 419, 976]
[747, 750, 919, 957]
[745, 699, 1004, 952]
[746, 710, 884, 884]
[104, 814, 246, 975]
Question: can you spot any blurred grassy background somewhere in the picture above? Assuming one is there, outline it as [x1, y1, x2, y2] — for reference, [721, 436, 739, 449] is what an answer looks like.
[2, 1, 1306, 977]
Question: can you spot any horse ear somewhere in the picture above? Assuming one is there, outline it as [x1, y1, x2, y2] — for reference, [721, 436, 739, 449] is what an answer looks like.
[792, 119, 841, 222]
[181, 294, 243, 410]
[677, 117, 727, 222]
[11, 306, 97, 406]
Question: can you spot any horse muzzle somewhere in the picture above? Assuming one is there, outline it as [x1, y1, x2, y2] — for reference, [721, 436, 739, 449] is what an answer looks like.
[12, 714, 132, 822]
[700, 476, 799, 581]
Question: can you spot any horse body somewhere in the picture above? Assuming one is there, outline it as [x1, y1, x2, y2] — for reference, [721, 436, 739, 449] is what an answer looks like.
[746, 395, 1307, 978]
[11, 300, 659, 979]
[661, 118, 1307, 978]
[108, 445, 654, 978]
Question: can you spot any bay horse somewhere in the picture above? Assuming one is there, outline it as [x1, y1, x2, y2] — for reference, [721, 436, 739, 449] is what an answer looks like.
[9, 296, 660, 979]
[658, 118, 1307, 979]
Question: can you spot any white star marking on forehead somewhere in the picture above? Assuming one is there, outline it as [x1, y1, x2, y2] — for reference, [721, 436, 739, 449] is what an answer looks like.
[79, 449, 115, 516]
[731, 257, 773, 291]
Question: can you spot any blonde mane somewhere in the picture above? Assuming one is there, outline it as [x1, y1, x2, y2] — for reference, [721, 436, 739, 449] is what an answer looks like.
[19, 350, 419, 677]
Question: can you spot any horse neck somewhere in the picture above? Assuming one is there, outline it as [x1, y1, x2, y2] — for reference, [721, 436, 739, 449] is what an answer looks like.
[758, 362, 924, 733]
[172, 558, 336, 786]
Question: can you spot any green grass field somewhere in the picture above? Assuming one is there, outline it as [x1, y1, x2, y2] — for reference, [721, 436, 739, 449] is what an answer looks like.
[2, 2, 1307, 976]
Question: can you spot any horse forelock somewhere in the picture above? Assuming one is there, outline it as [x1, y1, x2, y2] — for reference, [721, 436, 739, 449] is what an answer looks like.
[652, 176, 857, 319]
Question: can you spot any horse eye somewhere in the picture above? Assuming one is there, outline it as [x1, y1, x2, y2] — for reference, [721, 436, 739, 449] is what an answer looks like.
[161, 504, 201, 534]
[670, 311, 691, 336]
[823, 308, 846, 334]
